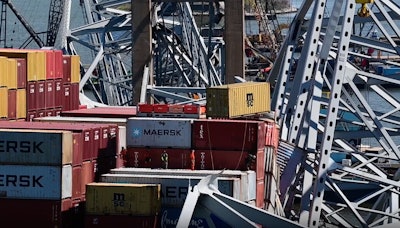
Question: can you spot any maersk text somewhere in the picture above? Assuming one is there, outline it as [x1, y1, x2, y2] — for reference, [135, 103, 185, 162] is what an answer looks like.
[0, 141, 44, 153]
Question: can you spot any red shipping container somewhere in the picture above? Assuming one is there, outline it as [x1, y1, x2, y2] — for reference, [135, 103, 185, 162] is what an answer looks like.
[183, 104, 200, 114]
[54, 50, 64, 79]
[92, 127, 101, 159]
[153, 104, 168, 113]
[70, 82, 80, 110]
[81, 160, 95, 196]
[0, 198, 74, 228]
[63, 55, 71, 83]
[123, 147, 191, 169]
[73, 132, 83, 166]
[192, 119, 266, 152]
[194, 149, 250, 171]
[256, 179, 265, 209]
[45, 79, 55, 108]
[63, 83, 71, 111]
[7, 89, 16, 120]
[27, 81, 37, 111]
[55, 78, 63, 107]
[72, 165, 82, 200]
[45, 109, 54, 117]
[37, 80, 46, 110]
[16, 58, 27, 89]
[45, 49, 55, 79]
[85, 215, 158, 228]
[137, 103, 153, 113]
[256, 148, 265, 181]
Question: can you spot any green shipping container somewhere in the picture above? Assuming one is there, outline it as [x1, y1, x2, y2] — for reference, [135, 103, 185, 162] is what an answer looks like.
[85, 183, 161, 216]
[206, 82, 271, 118]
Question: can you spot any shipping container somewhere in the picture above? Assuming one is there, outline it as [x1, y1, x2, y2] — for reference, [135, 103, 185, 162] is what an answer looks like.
[0, 129, 73, 165]
[102, 168, 256, 206]
[27, 81, 37, 111]
[37, 80, 46, 110]
[54, 50, 63, 79]
[126, 117, 193, 148]
[44, 49, 55, 79]
[16, 58, 27, 89]
[7, 89, 16, 120]
[16, 88, 26, 119]
[192, 119, 266, 152]
[6, 58, 17, 89]
[206, 82, 270, 118]
[159, 207, 230, 228]
[0, 87, 7, 118]
[73, 133, 83, 166]
[193, 149, 251, 171]
[63, 55, 72, 83]
[81, 160, 95, 196]
[27, 110, 36, 121]
[45, 79, 55, 108]
[70, 82, 80, 110]
[123, 147, 192, 169]
[0, 164, 72, 200]
[85, 183, 161, 216]
[60, 106, 137, 118]
[63, 83, 71, 111]
[35, 50, 47, 81]
[0, 198, 79, 228]
[0, 49, 37, 81]
[85, 214, 158, 228]
[71, 55, 81, 83]
[256, 148, 265, 181]
[72, 165, 82, 200]
[256, 179, 265, 209]
[55, 78, 63, 107]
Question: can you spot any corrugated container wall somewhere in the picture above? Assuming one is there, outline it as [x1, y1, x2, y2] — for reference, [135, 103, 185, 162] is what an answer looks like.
[16, 58, 27, 89]
[206, 82, 270, 118]
[0, 129, 73, 165]
[6, 59, 17, 89]
[0, 164, 72, 200]
[0, 57, 6, 86]
[126, 117, 193, 148]
[85, 183, 161, 216]
[7, 89, 16, 119]
[16, 88, 26, 119]
[71, 55, 81, 83]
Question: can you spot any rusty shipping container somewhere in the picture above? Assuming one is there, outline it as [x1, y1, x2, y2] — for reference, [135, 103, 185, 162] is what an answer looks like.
[123, 147, 192, 169]
[192, 119, 266, 152]
[126, 117, 193, 148]
[85, 183, 161, 216]
[0, 87, 6, 118]
[0, 164, 72, 200]
[7, 89, 16, 120]
[0, 129, 73, 165]
[16, 88, 26, 119]
[206, 82, 270, 118]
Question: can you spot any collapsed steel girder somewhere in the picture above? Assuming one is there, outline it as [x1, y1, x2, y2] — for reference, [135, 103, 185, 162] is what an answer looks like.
[272, 0, 400, 227]
[64, 0, 224, 106]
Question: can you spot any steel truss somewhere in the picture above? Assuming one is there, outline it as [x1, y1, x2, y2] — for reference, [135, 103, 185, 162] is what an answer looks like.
[270, 0, 400, 227]
[64, 0, 224, 106]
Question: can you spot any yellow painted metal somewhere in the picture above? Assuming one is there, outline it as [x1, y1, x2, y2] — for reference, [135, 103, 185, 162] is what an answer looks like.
[6, 59, 17, 89]
[0, 57, 7, 87]
[206, 82, 271, 118]
[85, 183, 161, 216]
[0, 49, 38, 81]
[0, 87, 7, 118]
[355, 0, 374, 3]
[71, 55, 81, 83]
[16, 89, 26, 119]
[35, 51, 46, 81]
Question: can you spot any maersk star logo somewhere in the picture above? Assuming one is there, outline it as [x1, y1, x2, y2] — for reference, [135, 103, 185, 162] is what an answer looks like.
[132, 128, 142, 138]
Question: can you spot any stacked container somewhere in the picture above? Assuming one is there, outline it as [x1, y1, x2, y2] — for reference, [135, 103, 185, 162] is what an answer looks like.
[0, 48, 80, 121]
[0, 128, 78, 227]
[84, 183, 161, 227]
[124, 117, 195, 169]
[101, 168, 256, 228]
